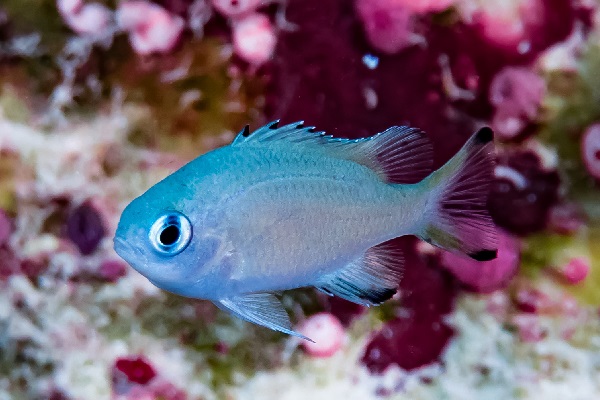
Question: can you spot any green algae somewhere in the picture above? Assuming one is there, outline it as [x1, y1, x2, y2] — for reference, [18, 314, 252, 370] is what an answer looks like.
[0, 85, 30, 123]
[95, 291, 293, 392]
[520, 229, 600, 305]
[540, 44, 600, 223]
[103, 37, 264, 156]
[527, 41, 600, 305]
[3, 0, 68, 54]
[0, 150, 19, 214]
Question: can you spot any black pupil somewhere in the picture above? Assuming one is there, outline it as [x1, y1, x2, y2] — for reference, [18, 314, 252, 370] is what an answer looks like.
[160, 225, 180, 246]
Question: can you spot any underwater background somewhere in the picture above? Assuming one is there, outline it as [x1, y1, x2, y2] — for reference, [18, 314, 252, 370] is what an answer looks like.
[1, 0, 600, 399]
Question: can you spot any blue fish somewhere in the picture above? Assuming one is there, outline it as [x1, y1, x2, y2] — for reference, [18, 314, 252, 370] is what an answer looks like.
[114, 121, 497, 340]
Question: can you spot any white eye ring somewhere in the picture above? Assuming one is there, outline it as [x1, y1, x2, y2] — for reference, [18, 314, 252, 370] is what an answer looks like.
[149, 211, 192, 256]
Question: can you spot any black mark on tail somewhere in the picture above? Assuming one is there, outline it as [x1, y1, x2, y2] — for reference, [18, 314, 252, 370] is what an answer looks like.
[474, 127, 494, 144]
[468, 249, 498, 261]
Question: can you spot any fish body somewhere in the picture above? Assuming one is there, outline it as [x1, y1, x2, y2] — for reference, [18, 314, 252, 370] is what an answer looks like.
[114, 121, 497, 339]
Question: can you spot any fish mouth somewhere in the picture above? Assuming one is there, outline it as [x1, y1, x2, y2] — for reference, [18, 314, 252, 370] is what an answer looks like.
[113, 237, 144, 261]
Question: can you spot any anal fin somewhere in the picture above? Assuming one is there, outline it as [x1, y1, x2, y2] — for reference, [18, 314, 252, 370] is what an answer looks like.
[215, 293, 313, 341]
[316, 242, 403, 306]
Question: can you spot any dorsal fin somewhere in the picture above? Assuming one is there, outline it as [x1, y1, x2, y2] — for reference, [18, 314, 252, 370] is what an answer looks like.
[233, 121, 434, 183]
[232, 120, 328, 146]
[342, 126, 434, 183]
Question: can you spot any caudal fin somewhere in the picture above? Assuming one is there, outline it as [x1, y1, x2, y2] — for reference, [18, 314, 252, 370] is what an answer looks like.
[419, 127, 498, 261]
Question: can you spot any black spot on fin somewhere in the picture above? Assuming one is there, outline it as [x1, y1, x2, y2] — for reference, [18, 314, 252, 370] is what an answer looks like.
[469, 249, 498, 261]
[316, 242, 403, 306]
[231, 120, 325, 146]
[241, 124, 250, 137]
[474, 127, 494, 144]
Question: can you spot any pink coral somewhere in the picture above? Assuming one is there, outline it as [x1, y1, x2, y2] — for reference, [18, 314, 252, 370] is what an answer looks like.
[117, 1, 184, 55]
[232, 13, 276, 65]
[355, 0, 419, 54]
[489, 66, 545, 140]
[440, 232, 520, 293]
[512, 314, 546, 343]
[468, 0, 543, 47]
[581, 123, 600, 180]
[298, 313, 345, 358]
[57, 0, 112, 36]
[211, 0, 262, 18]
[559, 257, 590, 285]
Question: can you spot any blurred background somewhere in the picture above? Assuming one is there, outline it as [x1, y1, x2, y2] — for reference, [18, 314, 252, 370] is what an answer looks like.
[1, 0, 600, 399]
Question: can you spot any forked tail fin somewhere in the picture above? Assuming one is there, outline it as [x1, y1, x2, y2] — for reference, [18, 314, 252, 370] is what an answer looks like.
[419, 127, 498, 261]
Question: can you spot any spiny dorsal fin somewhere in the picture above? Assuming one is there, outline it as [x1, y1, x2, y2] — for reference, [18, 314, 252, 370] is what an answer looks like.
[233, 121, 434, 184]
[232, 120, 328, 145]
[316, 242, 403, 306]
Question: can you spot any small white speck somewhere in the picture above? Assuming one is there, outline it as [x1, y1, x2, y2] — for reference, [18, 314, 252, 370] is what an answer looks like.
[363, 87, 378, 110]
[518, 41, 531, 54]
[494, 165, 528, 190]
[362, 54, 379, 70]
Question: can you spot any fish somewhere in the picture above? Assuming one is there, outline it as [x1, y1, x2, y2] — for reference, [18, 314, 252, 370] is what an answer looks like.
[113, 121, 497, 340]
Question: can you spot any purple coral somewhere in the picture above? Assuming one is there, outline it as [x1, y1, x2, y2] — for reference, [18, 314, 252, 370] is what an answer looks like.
[112, 356, 188, 399]
[0, 209, 11, 247]
[0, 247, 19, 280]
[362, 315, 454, 373]
[66, 202, 106, 255]
[440, 232, 520, 293]
[97, 259, 128, 282]
[113, 356, 157, 385]
[582, 123, 600, 180]
[361, 239, 457, 373]
[325, 296, 366, 326]
[487, 150, 560, 235]
[265, 0, 586, 166]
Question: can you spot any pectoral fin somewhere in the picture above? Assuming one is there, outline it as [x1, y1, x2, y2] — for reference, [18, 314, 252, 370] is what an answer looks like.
[215, 293, 313, 342]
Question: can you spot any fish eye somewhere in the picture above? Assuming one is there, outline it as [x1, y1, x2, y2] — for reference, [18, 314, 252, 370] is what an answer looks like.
[149, 211, 192, 256]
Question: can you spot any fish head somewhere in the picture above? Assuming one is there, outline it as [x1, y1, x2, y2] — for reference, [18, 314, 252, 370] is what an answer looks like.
[113, 180, 227, 297]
